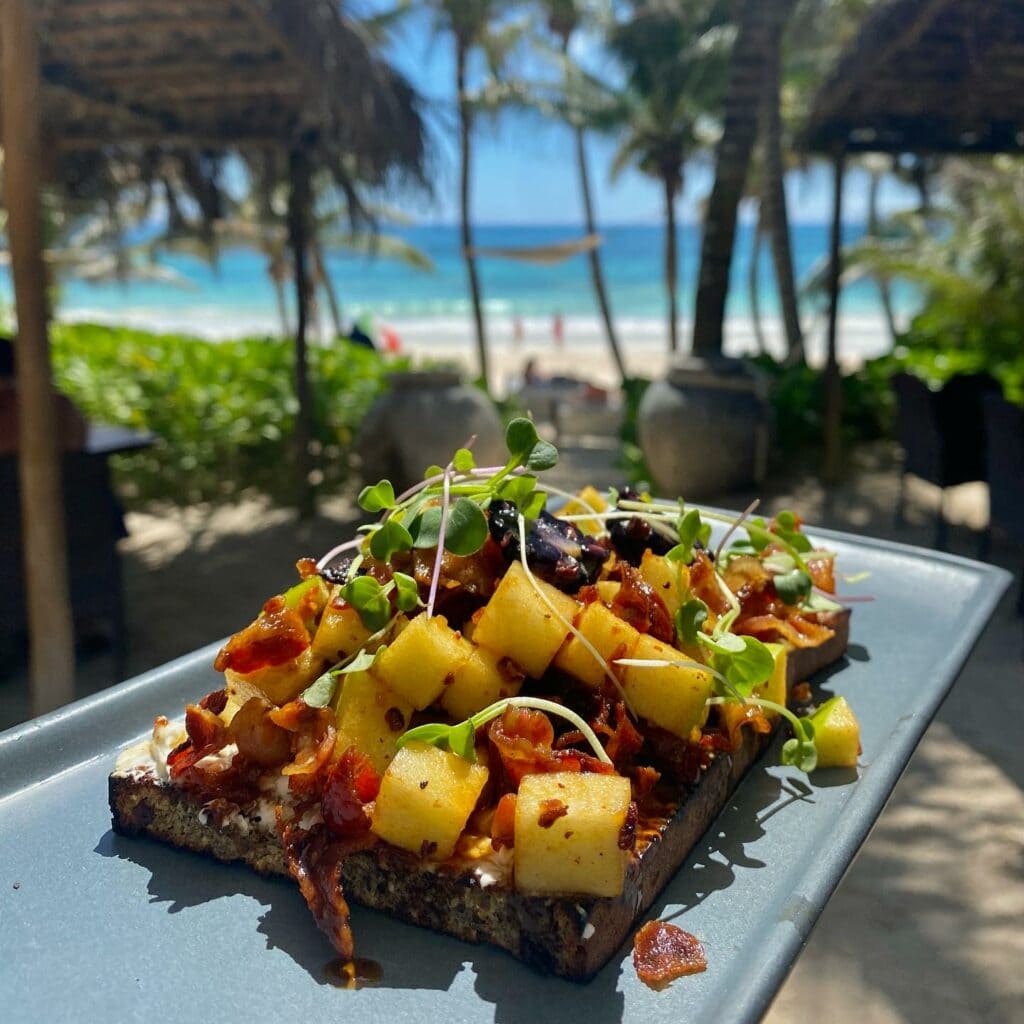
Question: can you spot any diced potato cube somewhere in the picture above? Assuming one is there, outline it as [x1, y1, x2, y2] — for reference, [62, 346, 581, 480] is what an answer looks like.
[557, 485, 608, 536]
[514, 772, 632, 897]
[371, 741, 489, 860]
[595, 581, 621, 604]
[619, 633, 714, 738]
[808, 695, 860, 768]
[225, 646, 323, 706]
[441, 643, 523, 721]
[312, 601, 371, 662]
[760, 643, 787, 710]
[373, 614, 470, 710]
[332, 671, 414, 775]
[553, 602, 639, 689]
[639, 550, 690, 620]
[472, 561, 579, 678]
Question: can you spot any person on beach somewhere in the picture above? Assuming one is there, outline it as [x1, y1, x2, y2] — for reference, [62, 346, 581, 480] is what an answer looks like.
[513, 315, 524, 346]
[552, 311, 564, 349]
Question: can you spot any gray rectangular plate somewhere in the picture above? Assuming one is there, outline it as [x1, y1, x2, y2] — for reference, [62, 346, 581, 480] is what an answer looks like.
[0, 529, 1010, 1024]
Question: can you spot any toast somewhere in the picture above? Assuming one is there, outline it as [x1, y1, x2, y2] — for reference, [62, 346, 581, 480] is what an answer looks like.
[108, 615, 849, 981]
[107, 432, 860, 981]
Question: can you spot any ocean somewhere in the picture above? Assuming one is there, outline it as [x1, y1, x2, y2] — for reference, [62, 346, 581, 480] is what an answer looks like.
[16, 222, 916, 341]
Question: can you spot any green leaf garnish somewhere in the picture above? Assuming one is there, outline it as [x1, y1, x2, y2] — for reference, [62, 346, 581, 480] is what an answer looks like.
[396, 696, 613, 766]
[369, 518, 414, 561]
[424, 464, 444, 479]
[359, 479, 396, 513]
[773, 568, 813, 606]
[443, 497, 489, 556]
[340, 575, 392, 631]
[772, 510, 814, 553]
[700, 633, 775, 697]
[675, 598, 709, 645]
[337, 646, 386, 675]
[301, 670, 339, 708]
[526, 440, 558, 471]
[411, 506, 442, 549]
[496, 474, 537, 506]
[675, 508, 703, 563]
[392, 571, 421, 612]
[505, 417, 539, 460]
[453, 448, 476, 473]
[781, 717, 817, 773]
[520, 489, 547, 521]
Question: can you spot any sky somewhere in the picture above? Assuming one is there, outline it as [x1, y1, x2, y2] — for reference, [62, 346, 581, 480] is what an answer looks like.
[368, 4, 920, 227]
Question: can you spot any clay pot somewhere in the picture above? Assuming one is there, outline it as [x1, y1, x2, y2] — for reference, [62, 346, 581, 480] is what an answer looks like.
[356, 370, 505, 490]
[637, 356, 769, 500]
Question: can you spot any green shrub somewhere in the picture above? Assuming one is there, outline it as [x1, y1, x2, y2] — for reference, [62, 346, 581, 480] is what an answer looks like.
[51, 322, 409, 506]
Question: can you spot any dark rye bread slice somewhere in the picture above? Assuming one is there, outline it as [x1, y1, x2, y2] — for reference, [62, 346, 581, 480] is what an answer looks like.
[110, 728, 767, 981]
[109, 611, 850, 981]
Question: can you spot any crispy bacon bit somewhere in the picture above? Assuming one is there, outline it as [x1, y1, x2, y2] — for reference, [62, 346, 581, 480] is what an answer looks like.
[489, 707, 613, 790]
[633, 920, 707, 989]
[737, 613, 834, 648]
[491, 793, 517, 850]
[213, 596, 310, 674]
[321, 747, 381, 836]
[807, 556, 835, 593]
[279, 819, 375, 960]
[610, 564, 674, 642]
[618, 801, 639, 850]
[537, 799, 569, 828]
[227, 696, 292, 767]
[791, 682, 812, 703]
[628, 765, 661, 803]
[167, 703, 229, 777]
[199, 689, 228, 715]
[296, 557, 320, 579]
[722, 705, 773, 750]
[688, 551, 732, 615]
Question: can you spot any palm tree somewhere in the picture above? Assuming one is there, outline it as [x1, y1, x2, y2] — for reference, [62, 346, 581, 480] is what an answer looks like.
[692, 0, 798, 357]
[540, 0, 626, 380]
[429, 1, 525, 391]
[609, 2, 732, 353]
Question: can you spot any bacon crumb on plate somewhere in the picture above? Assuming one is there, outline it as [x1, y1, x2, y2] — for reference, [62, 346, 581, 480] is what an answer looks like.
[633, 920, 708, 990]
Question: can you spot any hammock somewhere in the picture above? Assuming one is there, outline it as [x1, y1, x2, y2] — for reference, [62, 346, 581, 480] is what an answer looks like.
[465, 233, 602, 265]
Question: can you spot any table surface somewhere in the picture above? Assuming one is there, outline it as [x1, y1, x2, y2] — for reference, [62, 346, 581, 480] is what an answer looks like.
[0, 527, 1009, 1024]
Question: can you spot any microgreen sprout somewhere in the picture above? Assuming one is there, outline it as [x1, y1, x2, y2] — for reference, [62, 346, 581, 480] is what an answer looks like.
[706, 696, 818, 773]
[396, 696, 613, 765]
[340, 571, 421, 631]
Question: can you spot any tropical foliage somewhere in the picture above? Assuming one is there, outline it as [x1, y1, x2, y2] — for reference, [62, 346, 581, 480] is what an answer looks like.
[51, 323, 410, 507]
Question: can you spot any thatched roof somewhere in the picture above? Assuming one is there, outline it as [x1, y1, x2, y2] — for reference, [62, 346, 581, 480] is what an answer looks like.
[806, 0, 1024, 155]
[13, 0, 426, 186]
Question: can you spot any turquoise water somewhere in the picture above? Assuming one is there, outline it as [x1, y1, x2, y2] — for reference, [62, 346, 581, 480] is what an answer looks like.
[6, 222, 917, 334]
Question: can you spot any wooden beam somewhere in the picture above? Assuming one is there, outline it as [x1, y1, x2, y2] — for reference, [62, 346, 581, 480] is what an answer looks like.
[46, 15, 243, 45]
[823, 150, 846, 484]
[1, 0, 77, 715]
[287, 144, 315, 520]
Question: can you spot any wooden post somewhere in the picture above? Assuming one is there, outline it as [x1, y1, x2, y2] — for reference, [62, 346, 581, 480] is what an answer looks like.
[823, 149, 846, 483]
[287, 143, 315, 519]
[1, 0, 77, 714]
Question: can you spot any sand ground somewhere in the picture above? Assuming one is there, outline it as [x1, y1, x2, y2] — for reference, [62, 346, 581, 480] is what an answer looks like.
[1, 438, 1021, 1023]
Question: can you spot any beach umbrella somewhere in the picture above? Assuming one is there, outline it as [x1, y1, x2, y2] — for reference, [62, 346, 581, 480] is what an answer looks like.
[0, 0, 426, 716]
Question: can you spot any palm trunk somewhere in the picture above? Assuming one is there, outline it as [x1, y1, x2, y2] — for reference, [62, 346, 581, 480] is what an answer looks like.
[288, 145, 315, 519]
[575, 123, 625, 380]
[760, 20, 803, 364]
[664, 175, 679, 353]
[312, 238, 344, 338]
[867, 169, 898, 344]
[271, 272, 290, 337]
[2, 0, 76, 713]
[456, 40, 489, 390]
[693, 0, 796, 357]
[749, 205, 767, 355]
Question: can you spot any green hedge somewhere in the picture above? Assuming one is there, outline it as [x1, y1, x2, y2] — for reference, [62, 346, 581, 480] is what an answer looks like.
[51, 323, 409, 506]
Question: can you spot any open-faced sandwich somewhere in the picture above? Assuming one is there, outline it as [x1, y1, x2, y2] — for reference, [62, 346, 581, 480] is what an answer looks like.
[110, 419, 860, 983]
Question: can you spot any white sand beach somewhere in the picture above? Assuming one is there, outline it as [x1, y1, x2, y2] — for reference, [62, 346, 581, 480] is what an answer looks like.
[60, 308, 899, 394]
